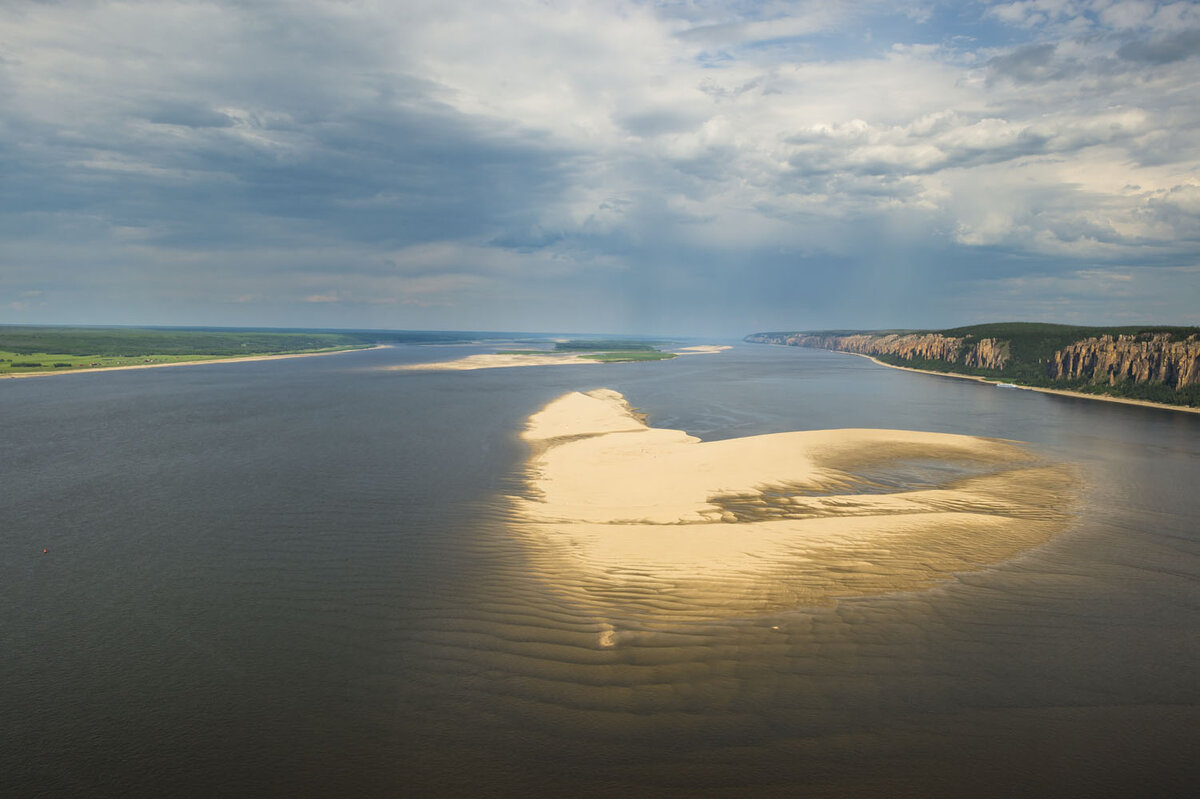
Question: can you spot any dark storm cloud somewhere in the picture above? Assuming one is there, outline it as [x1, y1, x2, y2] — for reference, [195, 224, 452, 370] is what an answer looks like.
[987, 43, 1083, 84]
[1117, 28, 1200, 64]
[145, 103, 236, 129]
[1, 73, 572, 256]
[616, 109, 705, 137]
[1, 1, 1198, 332]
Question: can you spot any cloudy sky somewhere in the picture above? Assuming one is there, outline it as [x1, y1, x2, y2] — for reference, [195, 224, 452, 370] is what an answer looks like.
[2, 1, 1198, 336]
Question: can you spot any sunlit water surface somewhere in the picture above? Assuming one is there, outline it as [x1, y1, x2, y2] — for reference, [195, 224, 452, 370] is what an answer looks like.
[3, 344, 1198, 797]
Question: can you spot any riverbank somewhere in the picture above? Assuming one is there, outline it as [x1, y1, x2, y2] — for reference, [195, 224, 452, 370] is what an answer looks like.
[0, 344, 383, 379]
[844, 352, 1200, 415]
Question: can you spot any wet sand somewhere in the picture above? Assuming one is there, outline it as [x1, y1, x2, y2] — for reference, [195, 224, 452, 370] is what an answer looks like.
[512, 389, 1077, 623]
[0, 345, 383, 379]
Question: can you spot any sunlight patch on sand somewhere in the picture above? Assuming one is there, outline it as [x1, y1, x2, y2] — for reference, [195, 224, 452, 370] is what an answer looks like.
[511, 389, 1077, 623]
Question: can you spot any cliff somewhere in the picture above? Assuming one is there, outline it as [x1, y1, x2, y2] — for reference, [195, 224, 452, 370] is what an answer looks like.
[1048, 333, 1200, 388]
[762, 332, 1010, 371]
[745, 323, 1200, 407]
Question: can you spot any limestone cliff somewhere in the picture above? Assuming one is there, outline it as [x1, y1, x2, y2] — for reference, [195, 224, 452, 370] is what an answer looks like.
[745, 324, 1200, 404]
[1048, 333, 1200, 389]
[748, 332, 1009, 371]
[963, 337, 1010, 371]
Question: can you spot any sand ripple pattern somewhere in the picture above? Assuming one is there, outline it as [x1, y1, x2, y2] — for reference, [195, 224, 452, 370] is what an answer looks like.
[510, 389, 1077, 624]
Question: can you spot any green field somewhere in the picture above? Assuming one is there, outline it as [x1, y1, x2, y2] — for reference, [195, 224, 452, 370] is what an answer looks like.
[0, 327, 689, 376]
[493, 338, 679, 363]
[0, 327, 372, 375]
[578, 350, 677, 362]
[552, 339, 666, 352]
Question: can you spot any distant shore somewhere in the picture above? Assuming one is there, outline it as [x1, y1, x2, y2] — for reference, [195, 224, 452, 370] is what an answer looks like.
[397, 344, 731, 371]
[846, 352, 1200, 415]
[0, 344, 384, 380]
[394, 351, 602, 371]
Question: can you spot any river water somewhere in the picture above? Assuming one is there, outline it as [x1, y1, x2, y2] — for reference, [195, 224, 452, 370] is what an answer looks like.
[3, 342, 1198, 797]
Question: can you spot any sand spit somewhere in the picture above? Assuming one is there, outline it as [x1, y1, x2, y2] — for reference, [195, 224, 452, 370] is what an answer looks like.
[0, 345, 384, 380]
[675, 345, 733, 354]
[511, 389, 1077, 623]
[394, 352, 602, 371]
[397, 344, 732, 371]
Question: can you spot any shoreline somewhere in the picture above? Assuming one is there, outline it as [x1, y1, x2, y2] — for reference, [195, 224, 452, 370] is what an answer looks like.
[0, 344, 385, 380]
[777, 346, 1200, 416]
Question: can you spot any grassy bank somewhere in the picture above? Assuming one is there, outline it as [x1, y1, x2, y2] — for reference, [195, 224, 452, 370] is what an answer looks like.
[0, 326, 373, 376]
[579, 350, 677, 362]
[495, 339, 678, 363]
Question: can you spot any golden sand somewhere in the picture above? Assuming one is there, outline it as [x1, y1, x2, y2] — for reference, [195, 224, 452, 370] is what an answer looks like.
[511, 389, 1077, 624]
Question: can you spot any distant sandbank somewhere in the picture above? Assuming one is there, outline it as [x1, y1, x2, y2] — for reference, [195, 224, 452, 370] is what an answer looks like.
[397, 344, 731, 371]
[0, 345, 383, 380]
[675, 345, 733, 354]
[395, 352, 602, 371]
[511, 389, 1076, 626]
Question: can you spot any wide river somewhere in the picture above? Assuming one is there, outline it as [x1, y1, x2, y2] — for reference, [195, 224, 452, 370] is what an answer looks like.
[3, 342, 1198, 797]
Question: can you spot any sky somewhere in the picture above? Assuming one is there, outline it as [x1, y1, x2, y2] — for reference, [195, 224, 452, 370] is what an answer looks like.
[2, 0, 1199, 337]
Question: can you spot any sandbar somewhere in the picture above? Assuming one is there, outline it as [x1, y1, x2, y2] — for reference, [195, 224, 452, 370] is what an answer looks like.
[511, 389, 1077, 625]
[395, 352, 602, 371]
[675, 345, 733, 354]
[397, 344, 730, 371]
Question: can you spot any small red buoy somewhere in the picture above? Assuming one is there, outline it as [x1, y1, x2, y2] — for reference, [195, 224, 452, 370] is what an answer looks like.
[42, 549, 47, 554]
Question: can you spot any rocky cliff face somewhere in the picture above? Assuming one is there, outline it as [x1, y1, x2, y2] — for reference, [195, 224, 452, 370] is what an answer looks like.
[1047, 334, 1200, 388]
[747, 329, 1200, 392]
[748, 332, 1010, 371]
[963, 338, 1010, 370]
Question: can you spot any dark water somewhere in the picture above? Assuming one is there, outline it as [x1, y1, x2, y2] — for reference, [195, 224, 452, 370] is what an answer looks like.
[3, 344, 1198, 797]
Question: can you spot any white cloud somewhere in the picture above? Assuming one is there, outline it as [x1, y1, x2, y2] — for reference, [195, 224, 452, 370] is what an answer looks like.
[0, 0, 1197, 331]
